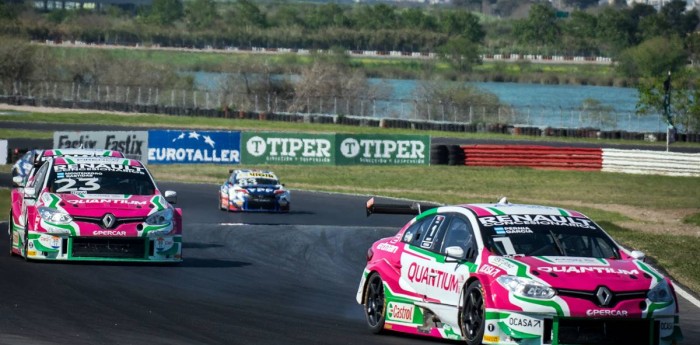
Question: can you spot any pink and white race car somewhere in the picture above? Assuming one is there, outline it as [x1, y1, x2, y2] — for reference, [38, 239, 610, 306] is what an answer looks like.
[357, 198, 682, 345]
[9, 156, 182, 262]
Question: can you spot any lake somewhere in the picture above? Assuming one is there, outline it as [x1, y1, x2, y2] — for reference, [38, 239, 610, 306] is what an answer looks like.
[192, 72, 668, 133]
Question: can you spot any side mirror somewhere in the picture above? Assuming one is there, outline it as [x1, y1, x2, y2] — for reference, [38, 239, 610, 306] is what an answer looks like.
[630, 250, 646, 262]
[228, 169, 234, 174]
[445, 246, 465, 262]
[164, 190, 177, 204]
[12, 176, 25, 187]
[23, 187, 36, 198]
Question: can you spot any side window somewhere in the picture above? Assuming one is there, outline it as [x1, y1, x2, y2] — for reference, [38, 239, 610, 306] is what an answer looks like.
[402, 214, 449, 252]
[29, 162, 49, 197]
[440, 215, 477, 260]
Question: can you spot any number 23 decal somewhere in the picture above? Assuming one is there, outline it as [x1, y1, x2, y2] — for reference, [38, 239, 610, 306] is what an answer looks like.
[54, 178, 100, 193]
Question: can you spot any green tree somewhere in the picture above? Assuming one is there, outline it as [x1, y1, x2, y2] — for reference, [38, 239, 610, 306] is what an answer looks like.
[400, 8, 436, 31]
[305, 3, 349, 29]
[230, 0, 266, 29]
[514, 3, 559, 47]
[185, 0, 218, 30]
[595, 6, 636, 54]
[660, 0, 699, 37]
[438, 10, 484, 43]
[637, 69, 700, 132]
[616, 36, 687, 78]
[148, 0, 183, 26]
[0, 37, 36, 87]
[563, 11, 598, 54]
[437, 35, 481, 72]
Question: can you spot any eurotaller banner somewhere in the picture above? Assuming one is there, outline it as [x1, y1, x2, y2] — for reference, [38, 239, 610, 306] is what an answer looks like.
[148, 130, 241, 164]
[241, 132, 430, 166]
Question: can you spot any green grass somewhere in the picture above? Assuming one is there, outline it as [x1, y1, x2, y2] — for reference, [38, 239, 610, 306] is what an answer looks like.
[0, 128, 53, 139]
[684, 212, 700, 226]
[2, 112, 699, 149]
[0, 189, 9, 219]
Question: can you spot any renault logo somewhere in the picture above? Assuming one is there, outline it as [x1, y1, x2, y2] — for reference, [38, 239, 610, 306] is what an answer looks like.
[102, 213, 116, 229]
[596, 286, 613, 306]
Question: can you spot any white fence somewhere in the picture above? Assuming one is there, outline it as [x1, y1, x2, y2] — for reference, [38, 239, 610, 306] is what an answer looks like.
[602, 149, 700, 176]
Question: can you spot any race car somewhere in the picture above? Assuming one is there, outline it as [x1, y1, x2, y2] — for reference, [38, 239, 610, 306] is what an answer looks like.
[219, 169, 290, 212]
[10, 149, 39, 180]
[8, 156, 182, 262]
[356, 197, 682, 345]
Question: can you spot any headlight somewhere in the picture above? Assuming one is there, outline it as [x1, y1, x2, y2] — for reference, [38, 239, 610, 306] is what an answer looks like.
[497, 275, 556, 299]
[146, 208, 173, 225]
[647, 280, 674, 303]
[38, 207, 73, 224]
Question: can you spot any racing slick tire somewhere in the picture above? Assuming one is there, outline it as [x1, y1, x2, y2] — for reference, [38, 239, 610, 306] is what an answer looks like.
[460, 280, 485, 345]
[363, 273, 386, 334]
[22, 228, 29, 261]
[219, 195, 225, 211]
[8, 212, 13, 257]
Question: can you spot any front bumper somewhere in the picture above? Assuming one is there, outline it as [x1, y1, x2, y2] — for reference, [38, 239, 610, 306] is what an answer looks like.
[24, 232, 182, 262]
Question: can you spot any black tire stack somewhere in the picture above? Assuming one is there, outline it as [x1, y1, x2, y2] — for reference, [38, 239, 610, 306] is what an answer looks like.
[448, 145, 466, 166]
[430, 145, 448, 165]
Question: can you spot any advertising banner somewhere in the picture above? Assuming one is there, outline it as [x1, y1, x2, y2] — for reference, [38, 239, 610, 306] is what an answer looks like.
[53, 131, 148, 161]
[0, 140, 7, 164]
[242, 132, 335, 165]
[147, 130, 241, 164]
[336, 134, 430, 165]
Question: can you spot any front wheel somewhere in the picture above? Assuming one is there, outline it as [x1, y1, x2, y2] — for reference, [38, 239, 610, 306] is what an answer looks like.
[461, 280, 485, 345]
[22, 229, 29, 261]
[8, 212, 14, 256]
[364, 273, 386, 334]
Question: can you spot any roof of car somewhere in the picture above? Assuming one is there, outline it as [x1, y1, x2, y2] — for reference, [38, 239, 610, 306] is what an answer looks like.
[233, 169, 278, 179]
[456, 202, 587, 218]
[35, 149, 125, 165]
[52, 156, 144, 167]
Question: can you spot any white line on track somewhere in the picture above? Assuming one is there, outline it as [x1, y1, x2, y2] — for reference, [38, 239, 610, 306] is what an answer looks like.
[674, 283, 700, 309]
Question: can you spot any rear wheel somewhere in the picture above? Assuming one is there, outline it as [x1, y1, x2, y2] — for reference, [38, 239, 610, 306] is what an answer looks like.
[461, 280, 485, 345]
[364, 273, 386, 334]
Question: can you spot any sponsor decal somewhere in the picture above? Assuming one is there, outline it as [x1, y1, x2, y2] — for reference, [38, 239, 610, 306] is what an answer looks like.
[586, 309, 629, 317]
[54, 164, 145, 174]
[494, 226, 533, 235]
[538, 266, 639, 274]
[508, 316, 542, 328]
[487, 324, 495, 332]
[406, 262, 461, 293]
[66, 199, 148, 205]
[660, 321, 674, 330]
[155, 237, 175, 252]
[483, 335, 499, 342]
[489, 256, 518, 272]
[247, 136, 331, 158]
[478, 264, 502, 277]
[387, 302, 414, 322]
[376, 243, 399, 254]
[93, 230, 127, 236]
[479, 215, 595, 229]
[38, 235, 61, 249]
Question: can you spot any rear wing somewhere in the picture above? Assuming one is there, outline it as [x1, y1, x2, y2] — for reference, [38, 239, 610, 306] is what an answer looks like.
[365, 197, 440, 217]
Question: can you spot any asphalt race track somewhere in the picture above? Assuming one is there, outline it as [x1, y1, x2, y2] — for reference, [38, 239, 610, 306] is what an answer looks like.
[1, 181, 699, 345]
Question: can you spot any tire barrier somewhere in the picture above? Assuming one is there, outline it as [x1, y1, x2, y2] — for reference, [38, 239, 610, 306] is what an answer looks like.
[461, 145, 603, 171]
[602, 149, 700, 177]
[448, 145, 466, 166]
[430, 145, 448, 165]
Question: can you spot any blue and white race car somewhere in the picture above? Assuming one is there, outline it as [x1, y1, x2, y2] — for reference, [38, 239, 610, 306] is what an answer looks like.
[219, 169, 290, 212]
[11, 149, 39, 180]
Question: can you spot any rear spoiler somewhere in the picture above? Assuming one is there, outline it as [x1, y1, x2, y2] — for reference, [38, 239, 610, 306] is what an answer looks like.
[366, 197, 440, 217]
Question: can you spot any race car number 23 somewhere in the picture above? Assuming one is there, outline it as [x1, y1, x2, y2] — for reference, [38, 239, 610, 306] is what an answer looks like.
[54, 178, 100, 193]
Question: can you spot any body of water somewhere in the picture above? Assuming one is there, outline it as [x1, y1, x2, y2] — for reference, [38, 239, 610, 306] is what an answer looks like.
[192, 72, 668, 133]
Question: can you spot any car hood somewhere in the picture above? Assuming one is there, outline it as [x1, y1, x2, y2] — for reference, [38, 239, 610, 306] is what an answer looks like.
[513, 256, 658, 291]
[43, 193, 164, 217]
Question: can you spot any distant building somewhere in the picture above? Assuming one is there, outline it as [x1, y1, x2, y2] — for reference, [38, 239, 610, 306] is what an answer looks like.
[615, 0, 698, 10]
[34, 0, 151, 10]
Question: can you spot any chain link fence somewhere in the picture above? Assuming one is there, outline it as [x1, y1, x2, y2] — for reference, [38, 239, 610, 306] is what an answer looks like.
[1, 80, 674, 134]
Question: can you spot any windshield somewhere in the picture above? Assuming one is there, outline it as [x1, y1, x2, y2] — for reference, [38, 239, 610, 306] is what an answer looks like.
[48, 166, 156, 195]
[235, 178, 279, 186]
[480, 217, 619, 259]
